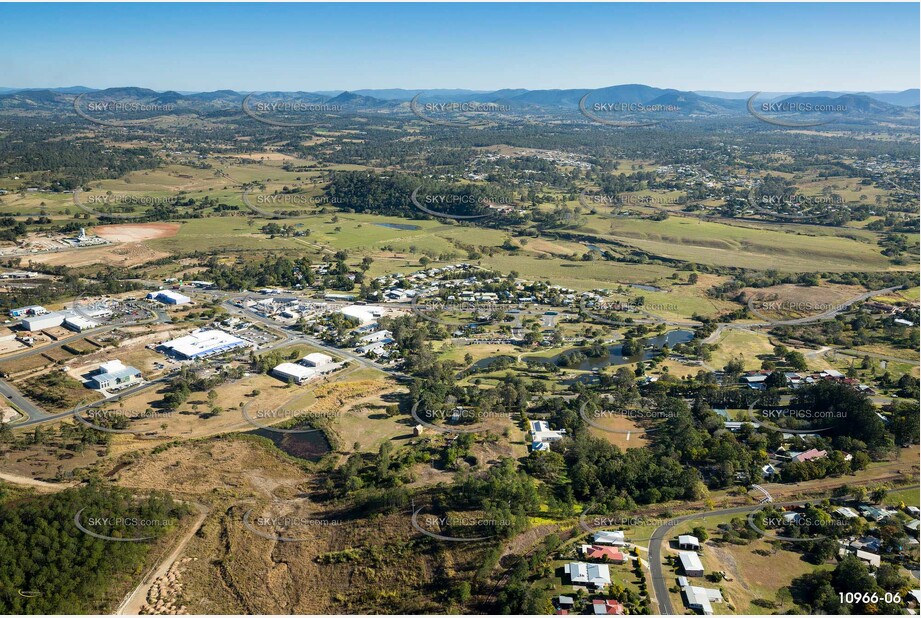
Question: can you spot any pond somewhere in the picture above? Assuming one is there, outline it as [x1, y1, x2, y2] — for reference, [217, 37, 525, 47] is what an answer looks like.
[521, 329, 695, 371]
[374, 222, 422, 231]
[245, 424, 332, 461]
[630, 283, 665, 293]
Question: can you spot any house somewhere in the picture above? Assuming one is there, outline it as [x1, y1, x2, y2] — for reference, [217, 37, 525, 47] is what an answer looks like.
[556, 596, 574, 610]
[581, 545, 627, 563]
[564, 562, 611, 588]
[591, 599, 625, 615]
[678, 535, 701, 551]
[678, 551, 704, 577]
[854, 549, 881, 567]
[762, 463, 778, 478]
[791, 448, 827, 463]
[412, 424, 425, 437]
[88, 360, 142, 390]
[859, 505, 887, 521]
[530, 419, 567, 451]
[835, 506, 859, 520]
[783, 512, 805, 525]
[850, 537, 882, 553]
[682, 584, 724, 615]
[593, 531, 626, 546]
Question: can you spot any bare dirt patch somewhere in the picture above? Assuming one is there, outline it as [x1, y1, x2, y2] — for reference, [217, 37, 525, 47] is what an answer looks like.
[93, 222, 181, 242]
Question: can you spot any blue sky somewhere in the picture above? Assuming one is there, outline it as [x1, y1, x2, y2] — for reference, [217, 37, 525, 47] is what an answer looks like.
[1, 3, 917, 92]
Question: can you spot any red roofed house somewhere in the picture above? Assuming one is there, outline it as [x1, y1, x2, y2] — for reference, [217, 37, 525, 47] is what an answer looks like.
[792, 448, 828, 463]
[592, 599, 625, 615]
[581, 545, 627, 563]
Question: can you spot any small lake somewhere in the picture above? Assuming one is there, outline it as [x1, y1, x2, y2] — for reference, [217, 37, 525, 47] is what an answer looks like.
[630, 284, 665, 293]
[374, 222, 421, 231]
[521, 329, 695, 371]
[245, 425, 332, 461]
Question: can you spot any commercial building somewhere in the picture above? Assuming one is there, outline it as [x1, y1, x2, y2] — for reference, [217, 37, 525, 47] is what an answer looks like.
[272, 362, 318, 385]
[160, 329, 248, 360]
[88, 360, 142, 390]
[148, 290, 192, 305]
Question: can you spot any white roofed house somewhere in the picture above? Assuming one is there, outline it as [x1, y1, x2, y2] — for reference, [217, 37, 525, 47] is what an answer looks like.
[563, 561, 611, 589]
[678, 534, 701, 551]
[593, 530, 626, 546]
[682, 584, 724, 615]
[529, 419, 567, 451]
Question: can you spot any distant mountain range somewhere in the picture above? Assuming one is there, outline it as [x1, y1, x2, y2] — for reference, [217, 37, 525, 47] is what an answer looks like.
[1, 84, 917, 121]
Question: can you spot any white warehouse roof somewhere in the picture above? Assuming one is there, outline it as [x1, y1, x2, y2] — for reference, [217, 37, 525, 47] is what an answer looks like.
[302, 352, 333, 367]
[161, 329, 247, 359]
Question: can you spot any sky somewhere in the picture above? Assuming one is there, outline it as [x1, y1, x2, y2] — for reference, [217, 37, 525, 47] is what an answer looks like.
[1, 3, 918, 92]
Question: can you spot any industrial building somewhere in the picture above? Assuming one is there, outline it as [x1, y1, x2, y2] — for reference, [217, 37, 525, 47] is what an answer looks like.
[64, 315, 99, 332]
[338, 304, 384, 325]
[302, 352, 333, 367]
[22, 311, 71, 332]
[148, 290, 192, 305]
[271, 362, 318, 385]
[88, 360, 142, 390]
[10, 305, 47, 318]
[159, 329, 249, 360]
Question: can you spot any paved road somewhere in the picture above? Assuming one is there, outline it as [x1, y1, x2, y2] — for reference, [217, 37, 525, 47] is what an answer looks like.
[648, 484, 921, 615]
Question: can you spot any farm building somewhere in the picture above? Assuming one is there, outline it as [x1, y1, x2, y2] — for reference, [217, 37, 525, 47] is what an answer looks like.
[678, 535, 701, 551]
[678, 551, 704, 577]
